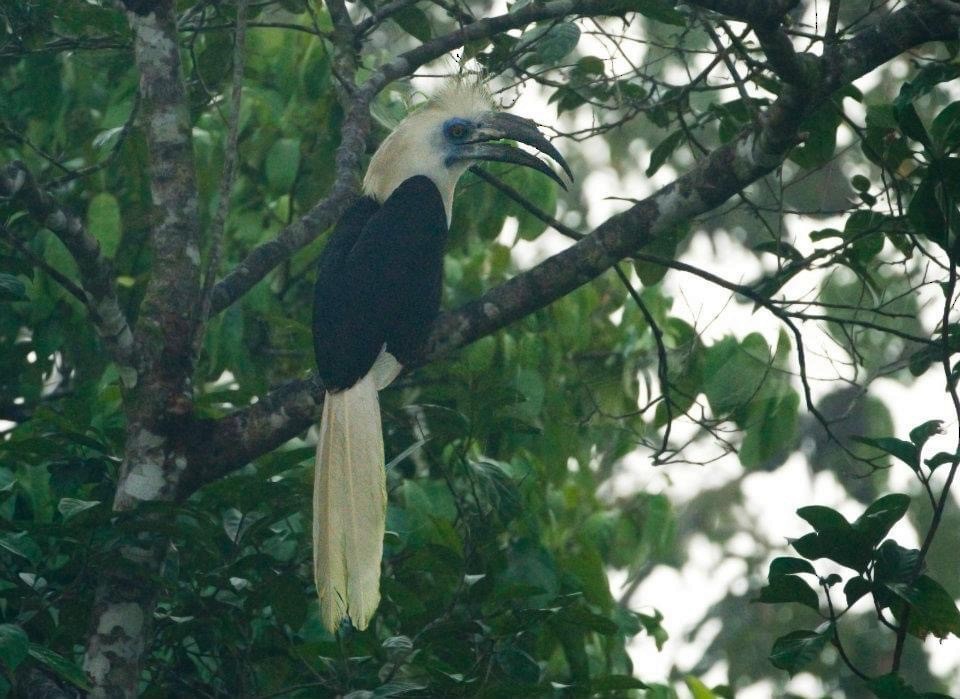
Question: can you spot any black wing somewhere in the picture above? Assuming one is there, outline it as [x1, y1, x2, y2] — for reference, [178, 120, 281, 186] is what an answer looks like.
[313, 176, 448, 391]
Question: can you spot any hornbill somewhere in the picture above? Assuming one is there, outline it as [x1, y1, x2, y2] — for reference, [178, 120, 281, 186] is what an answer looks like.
[312, 81, 571, 632]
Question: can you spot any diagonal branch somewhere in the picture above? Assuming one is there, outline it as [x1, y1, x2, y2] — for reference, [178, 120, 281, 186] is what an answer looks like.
[183, 0, 960, 491]
[0, 161, 135, 368]
[686, 0, 800, 27]
[207, 0, 648, 317]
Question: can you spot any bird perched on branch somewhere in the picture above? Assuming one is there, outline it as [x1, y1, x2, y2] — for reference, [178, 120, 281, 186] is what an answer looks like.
[312, 80, 571, 632]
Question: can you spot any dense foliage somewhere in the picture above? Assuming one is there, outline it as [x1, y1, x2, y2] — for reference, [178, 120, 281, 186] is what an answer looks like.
[0, 0, 959, 697]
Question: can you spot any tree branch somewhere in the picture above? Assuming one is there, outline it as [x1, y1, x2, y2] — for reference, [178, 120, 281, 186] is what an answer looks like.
[184, 0, 960, 490]
[195, 0, 249, 353]
[686, 0, 800, 27]
[0, 161, 135, 368]
[206, 0, 645, 316]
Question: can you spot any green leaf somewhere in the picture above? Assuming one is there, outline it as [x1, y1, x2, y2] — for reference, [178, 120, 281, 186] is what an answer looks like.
[702, 334, 769, 418]
[874, 541, 921, 586]
[685, 676, 718, 699]
[851, 436, 918, 470]
[626, 0, 686, 26]
[92, 125, 125, 151]
[591, 675, 647, 691]
[886, 575, 960, 640]
[755, 575, 820, 611]
[796, 505, 849, 533]
[769, 626, 832, 676]
[851, 174, 871, 192]
[739, 389, 798, 468]
[0, 625, 28, 671]
[925, 451, 959, 471]
[931, 101, 960, 151]
[28, 644, 91, 691]
[909, 420, 943, 450]
[790, 100, 841, 167]
[852, 493, 910, 546]
[87, 192, 122, 258]
[522, 22, 580, 65]
[844, 576, 870, 606]
[768, 557, 816, 579]
[0, 531, 41, 562]
[634, 224, 684, 286]
[265, 138, 301, 193]
[495, 644, 540, 684]
[391, 7, 432, 42]
[646, 129, 684, 177]
[575, 56, 605, 76]
[0, 273, 26, 302]
[906, 158, 960, 249]
[893, 101, 932, 149]
[558, 604, 619, 635]
[268, 574, 307, 630]
[57, 497, 101, 520]
[791, 530, 871, 573]
[868, 673, 954, 699]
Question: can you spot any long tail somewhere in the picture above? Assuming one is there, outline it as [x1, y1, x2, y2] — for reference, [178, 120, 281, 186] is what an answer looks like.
[313, 371, 386, 632]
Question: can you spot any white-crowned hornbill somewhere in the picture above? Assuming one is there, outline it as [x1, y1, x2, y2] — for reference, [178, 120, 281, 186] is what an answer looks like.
[312, 82, 571, 632]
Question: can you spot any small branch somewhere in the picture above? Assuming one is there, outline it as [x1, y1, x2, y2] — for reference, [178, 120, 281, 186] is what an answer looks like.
[825, 0, 842, 43]
[615, 264, 674, 462]
[0, 161, 135, 366]
[356, 0, 427, 36]
[2, 225, 89, 305]
[894, 250, 960, 671]
[195, 0, 249, 354]
[755, 25, 813, 87]
[822, 580, 871, 682]
[207, 0, 645, 316]
[686, 0, 800, 26]
[186, 0, 960, 494]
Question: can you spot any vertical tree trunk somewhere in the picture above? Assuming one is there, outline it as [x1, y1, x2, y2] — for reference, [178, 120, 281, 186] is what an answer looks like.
[81, 1, 201, 695]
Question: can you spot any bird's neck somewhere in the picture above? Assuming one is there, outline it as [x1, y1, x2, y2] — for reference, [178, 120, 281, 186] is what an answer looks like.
[362, 126, 465, 223]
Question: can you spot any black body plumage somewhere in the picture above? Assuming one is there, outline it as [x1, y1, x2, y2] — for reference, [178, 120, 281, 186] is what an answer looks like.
[313, 176, 448, 391]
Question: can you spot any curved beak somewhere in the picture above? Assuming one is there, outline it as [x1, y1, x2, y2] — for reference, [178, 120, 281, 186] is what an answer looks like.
[450, 111, 573, 189]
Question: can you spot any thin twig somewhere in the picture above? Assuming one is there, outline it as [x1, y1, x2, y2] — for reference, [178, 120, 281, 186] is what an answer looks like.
[196, 0, 249, 351]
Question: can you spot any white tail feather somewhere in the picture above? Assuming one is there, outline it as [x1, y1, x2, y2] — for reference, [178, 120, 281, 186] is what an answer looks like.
[313, 371, 386, 632]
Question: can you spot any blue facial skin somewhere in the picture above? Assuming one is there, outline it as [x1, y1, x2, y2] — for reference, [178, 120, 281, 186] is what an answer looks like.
[443, 117, 476, 167]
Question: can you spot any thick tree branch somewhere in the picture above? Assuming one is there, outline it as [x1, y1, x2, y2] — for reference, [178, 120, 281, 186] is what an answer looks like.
[184, 0, 960, 489]
[207, 0, 646, 316]
[0, 161, 135, 367]
[686, 0, 800, 27]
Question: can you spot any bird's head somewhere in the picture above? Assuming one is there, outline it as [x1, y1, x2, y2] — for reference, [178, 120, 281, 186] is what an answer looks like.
[363, 81, 571, 220]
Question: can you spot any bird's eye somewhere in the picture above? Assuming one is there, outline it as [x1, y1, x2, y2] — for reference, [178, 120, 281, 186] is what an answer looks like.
[445, 120, 471, 140]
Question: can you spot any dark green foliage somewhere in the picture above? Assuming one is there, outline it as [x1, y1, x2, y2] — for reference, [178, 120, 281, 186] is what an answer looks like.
[3, 0, 960, 697]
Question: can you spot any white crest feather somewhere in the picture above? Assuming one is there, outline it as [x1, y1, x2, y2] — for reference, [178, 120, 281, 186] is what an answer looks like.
[363, 79, 494, 219]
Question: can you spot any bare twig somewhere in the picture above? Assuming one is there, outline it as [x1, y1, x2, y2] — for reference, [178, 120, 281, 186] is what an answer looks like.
[195, 0, 250, 354]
